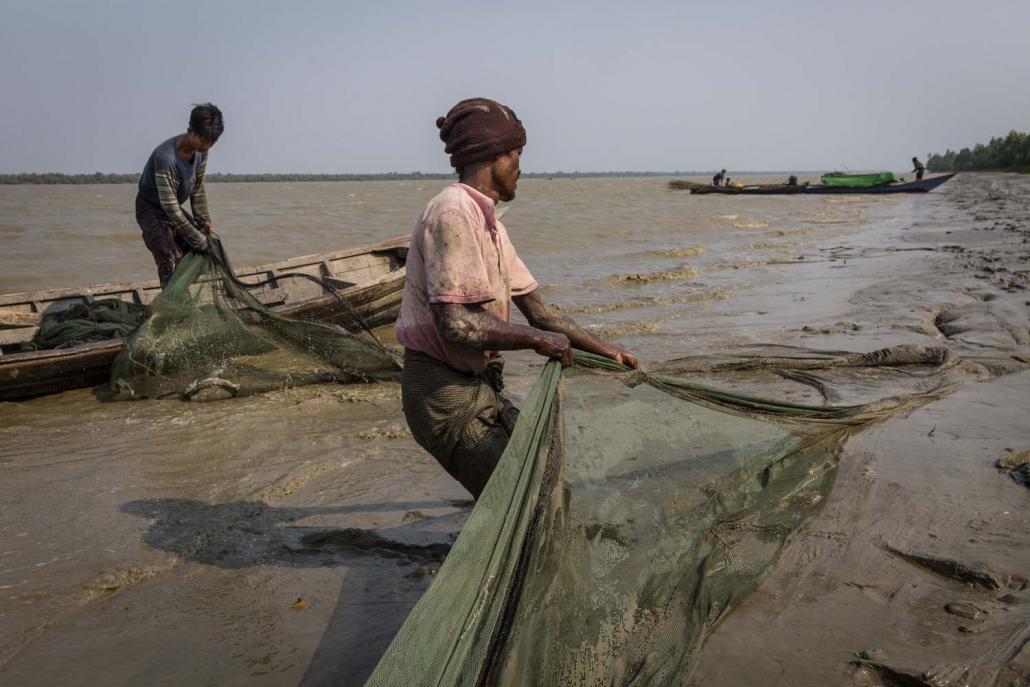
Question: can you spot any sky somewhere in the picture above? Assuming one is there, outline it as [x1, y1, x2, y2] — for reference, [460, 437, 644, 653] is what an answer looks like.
[1, 0, 1028, 174]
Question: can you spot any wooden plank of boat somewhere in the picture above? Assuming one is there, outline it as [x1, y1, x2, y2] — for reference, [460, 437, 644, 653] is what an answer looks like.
[0, 311, 41, 327]
[0, 235, 410, 402]
[0, 340, 125, 401]
[695, 184, 807, 195]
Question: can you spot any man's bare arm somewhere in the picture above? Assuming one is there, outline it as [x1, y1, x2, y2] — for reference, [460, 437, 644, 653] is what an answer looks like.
[513, 290, 639, 368]
[432, 302, 574, 366]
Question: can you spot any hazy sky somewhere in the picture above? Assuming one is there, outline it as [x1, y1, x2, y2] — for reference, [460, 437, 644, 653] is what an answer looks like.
[2, 0, 1028, 174]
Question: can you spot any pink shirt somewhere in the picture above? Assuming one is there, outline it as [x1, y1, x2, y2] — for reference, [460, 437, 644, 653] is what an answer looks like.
[395, 183, 537, 373]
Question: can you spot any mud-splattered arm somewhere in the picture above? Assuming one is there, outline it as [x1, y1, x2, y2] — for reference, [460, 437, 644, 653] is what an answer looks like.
[513, 290, 639, 369]
[431, 302, 573, 366]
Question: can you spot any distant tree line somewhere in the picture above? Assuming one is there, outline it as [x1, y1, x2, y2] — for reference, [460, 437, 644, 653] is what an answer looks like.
[0, 172, 457, 185]
[927, 130, 1030, 172]
[0, 170, 703, 185]
[0, 172, 139, 184]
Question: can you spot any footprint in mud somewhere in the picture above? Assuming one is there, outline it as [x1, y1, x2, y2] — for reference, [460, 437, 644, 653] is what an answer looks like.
[943, 600, 988, 621]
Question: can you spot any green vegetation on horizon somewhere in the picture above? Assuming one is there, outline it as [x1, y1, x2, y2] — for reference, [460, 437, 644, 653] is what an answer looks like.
[928, 130, 1030, 173]
[0, 172, 455, 185]
[0, 171, 691, 185]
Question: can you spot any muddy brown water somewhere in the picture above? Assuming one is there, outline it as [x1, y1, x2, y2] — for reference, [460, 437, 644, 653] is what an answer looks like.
[1, 174, 1028, 685]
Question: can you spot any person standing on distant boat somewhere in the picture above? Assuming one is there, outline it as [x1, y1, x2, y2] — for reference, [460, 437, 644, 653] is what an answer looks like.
[912, 157, 925, 181]
[712, 169, 727, 186]
[136, 103, 224, 287]
[395, 97, 638, 499]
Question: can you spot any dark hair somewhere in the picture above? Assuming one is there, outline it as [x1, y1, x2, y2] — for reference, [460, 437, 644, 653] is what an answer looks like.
[189, 103, 224, 143]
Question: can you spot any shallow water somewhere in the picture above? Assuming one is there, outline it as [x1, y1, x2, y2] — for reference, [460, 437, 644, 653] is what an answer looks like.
[1, 173, 1028, 685]
[0, 175, 914, 361]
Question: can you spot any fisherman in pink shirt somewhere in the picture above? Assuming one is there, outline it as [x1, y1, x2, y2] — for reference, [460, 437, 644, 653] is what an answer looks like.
[396, 98, 638, 499]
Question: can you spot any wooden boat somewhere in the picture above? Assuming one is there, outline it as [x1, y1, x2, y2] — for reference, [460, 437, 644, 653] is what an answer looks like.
[0, 235, 409, 401]
[670, 180, 808, 195]
[802, 172, 956, 194]
[669, 173, 956, 195]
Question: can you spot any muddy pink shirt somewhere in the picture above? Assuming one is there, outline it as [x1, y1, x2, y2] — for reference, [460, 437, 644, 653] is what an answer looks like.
[395, 183, 538, 373]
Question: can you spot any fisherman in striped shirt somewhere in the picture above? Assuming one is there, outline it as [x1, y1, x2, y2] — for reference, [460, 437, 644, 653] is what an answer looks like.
[135, 103, 224, 286]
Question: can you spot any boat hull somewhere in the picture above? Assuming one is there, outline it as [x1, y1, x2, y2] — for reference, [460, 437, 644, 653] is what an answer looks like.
[802, 173, 956, 194]
[670, 173, 956, 195]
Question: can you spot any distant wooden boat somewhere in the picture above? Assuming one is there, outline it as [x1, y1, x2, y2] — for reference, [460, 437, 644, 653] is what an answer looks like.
[670, 180, 808, 195]
[669, 173, 956, 195]
[803, 173, 956, 194]
[0, 236, 409, 401]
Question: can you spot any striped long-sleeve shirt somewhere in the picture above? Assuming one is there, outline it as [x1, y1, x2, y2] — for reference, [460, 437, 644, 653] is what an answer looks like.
[138, 136, 211, 249]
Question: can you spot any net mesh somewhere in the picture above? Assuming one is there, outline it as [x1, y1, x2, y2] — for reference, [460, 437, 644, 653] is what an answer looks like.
[365, 347, 962, 686]
[110, 239, 401, 400]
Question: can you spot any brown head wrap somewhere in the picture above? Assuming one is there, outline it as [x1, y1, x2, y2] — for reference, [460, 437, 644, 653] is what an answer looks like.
[436, 98, 527, 170]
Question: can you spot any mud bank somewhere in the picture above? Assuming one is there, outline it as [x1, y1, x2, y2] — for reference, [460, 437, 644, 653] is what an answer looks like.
[688, 174, 1030, 687]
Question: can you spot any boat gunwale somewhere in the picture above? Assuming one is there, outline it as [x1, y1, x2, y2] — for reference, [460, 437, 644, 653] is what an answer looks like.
[0, 236, 409, 364]
[0, 234, 410, 307]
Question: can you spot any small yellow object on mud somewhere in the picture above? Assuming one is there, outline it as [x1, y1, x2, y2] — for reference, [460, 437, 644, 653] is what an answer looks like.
[290, 597, 307, 610]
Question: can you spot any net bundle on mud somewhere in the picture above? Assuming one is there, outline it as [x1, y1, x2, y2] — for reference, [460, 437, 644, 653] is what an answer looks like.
[366, 345, 971, 686]
[110, 238, 401, 400]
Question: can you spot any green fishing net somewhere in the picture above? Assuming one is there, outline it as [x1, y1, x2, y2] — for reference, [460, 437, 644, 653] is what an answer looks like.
[365, 347, 962, 686]
[110, 239, 400, 400]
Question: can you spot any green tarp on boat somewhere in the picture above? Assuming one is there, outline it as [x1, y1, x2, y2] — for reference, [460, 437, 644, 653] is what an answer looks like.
[820, 171, 899, 187]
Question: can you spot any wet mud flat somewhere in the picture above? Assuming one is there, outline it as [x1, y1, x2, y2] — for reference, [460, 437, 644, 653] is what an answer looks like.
[688, 174, 1030, 687]
[0, 174, 1028, 685]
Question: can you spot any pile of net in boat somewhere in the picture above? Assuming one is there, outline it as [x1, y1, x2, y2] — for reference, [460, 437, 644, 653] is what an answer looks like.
[366, 345, 968, 686]
[110, 238, 400, 400]
[21, 299, 149, 351]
